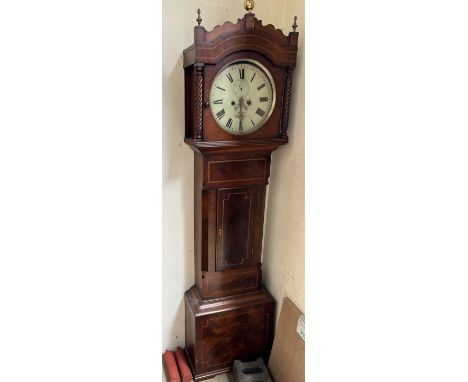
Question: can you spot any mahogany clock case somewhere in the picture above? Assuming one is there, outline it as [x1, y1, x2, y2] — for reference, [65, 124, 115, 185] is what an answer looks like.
[191, 150, 271, 301]
[181, 12, 299, 381]
[183, 13, 298, 143]
[187, 51, 285, 141]
[182, 12, 298, 303]
[184, 285, 275, 381]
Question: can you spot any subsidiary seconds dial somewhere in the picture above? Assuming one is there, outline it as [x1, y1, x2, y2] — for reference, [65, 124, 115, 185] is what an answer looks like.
[209, 60, 276, 135]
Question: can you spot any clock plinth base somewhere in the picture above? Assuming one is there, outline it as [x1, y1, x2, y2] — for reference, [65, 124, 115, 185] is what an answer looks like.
[184, 285, 275, 381]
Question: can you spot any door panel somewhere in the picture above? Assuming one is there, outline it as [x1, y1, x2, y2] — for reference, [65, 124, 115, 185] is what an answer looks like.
[216, 187, 261, 271]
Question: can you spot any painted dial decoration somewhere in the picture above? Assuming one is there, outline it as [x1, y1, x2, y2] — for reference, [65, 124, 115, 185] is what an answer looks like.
[209, 60, 276, 135]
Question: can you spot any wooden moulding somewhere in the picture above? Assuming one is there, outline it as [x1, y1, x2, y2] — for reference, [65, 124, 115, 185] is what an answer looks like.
[183, 13, 298, 68]
[184, 137, 287, 155]
[200, 266, 262, 299]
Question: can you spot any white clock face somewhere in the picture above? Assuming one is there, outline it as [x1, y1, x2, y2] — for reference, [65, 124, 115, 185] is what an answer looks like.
[209, 60, 275, 135]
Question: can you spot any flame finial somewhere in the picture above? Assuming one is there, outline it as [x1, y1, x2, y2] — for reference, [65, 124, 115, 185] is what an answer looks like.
[196, 9, 202, 26]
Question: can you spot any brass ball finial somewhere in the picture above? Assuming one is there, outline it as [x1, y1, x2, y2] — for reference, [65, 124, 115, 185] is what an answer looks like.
[244, 0, 254, 12]
[292, 16, 298, 31]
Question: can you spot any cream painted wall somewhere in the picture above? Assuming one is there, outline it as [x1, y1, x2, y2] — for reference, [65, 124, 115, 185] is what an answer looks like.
[162, 0, 304, 351]
[262, 0, 305, 317]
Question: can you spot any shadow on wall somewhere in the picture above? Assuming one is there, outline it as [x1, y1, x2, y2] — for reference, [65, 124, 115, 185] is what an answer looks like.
[162, 53, 195, 349]
[163, 53, 194, 286]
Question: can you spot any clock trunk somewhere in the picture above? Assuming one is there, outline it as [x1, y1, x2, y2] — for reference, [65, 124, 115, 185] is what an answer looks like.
[192, 152, 268, 300]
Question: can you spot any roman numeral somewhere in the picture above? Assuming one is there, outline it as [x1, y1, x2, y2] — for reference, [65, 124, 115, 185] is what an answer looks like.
[250, 119, 255, 127]
[259, 97, 268, 102]
[257, 83, 266, 91]
[251, 73, 256, 82]
[239, 68, 245, 79]
[226, 73, 234, 83]
[213, 99, 223, 104]
[256, 108, 265, 117]
[226, 118, 233, 128]
[239, 120, 243, 131]
[216, 86, 225, 91]
[216, 109, 226, 119]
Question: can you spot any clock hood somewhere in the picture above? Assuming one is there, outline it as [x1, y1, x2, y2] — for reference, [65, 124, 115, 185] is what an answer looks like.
[183, 13, 298, 68]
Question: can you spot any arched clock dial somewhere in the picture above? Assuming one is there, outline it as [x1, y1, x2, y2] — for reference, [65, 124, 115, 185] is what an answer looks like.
[209, 59, 276, 135]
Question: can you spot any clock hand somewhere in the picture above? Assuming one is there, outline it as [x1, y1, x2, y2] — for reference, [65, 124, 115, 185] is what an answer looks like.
[235, 97, 247, 123]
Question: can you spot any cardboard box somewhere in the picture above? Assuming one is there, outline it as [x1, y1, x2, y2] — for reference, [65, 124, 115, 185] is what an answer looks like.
[268, 297, 305, 382]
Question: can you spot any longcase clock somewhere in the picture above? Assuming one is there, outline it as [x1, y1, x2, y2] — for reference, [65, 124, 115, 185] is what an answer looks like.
[182, 3, 298, 380]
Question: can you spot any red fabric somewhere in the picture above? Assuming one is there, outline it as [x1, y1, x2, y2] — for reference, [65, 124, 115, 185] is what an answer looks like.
[175, 347, 193, 382]
[164, 350, 181, 382]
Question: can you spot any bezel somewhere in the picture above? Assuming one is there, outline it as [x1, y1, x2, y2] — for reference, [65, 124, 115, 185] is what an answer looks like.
[209, 59, 276, 136]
